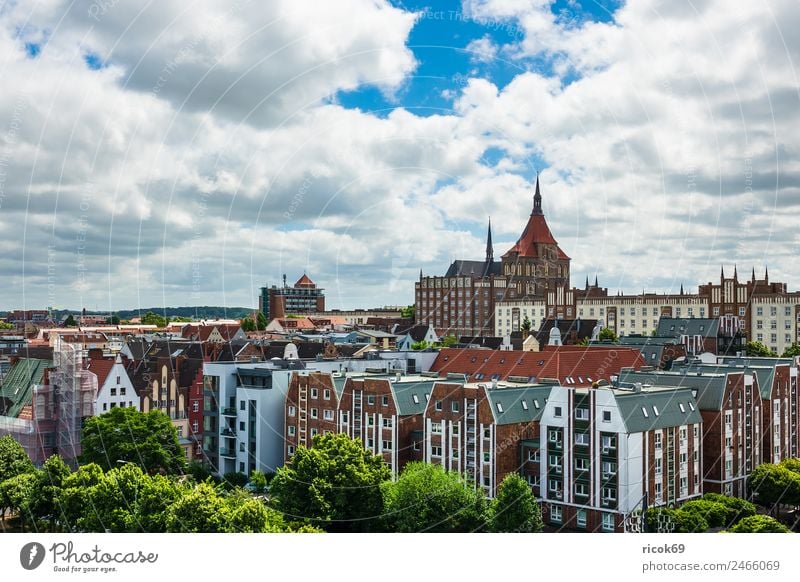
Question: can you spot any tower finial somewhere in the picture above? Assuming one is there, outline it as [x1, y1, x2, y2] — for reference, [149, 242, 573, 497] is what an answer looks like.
[765, 266, 769, 284]
[752, 266, 756, 282]
[532, 174, 543, 215]
[485, 217, 493, 263]
[734, 264, 738, 280]
[594, 275, 598, 288]
[680, 283, 684, 295]
[721, 265, 725, 280]
[585, 275, 589, 289]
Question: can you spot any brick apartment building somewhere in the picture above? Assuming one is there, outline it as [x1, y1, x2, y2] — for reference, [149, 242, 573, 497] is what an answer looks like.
[260, 274, 326, 320]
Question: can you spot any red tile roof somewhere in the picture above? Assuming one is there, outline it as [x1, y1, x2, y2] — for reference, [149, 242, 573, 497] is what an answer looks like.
[86, 358, 116, 394]
[294, 274, 316, 288]
[502, 213, 569, 260]
[430, 346, 645, 387]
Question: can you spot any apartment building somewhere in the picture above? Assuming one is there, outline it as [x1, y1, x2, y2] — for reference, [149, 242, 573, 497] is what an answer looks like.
[422, 378, 552, 497]
[539, 383, 703, 532]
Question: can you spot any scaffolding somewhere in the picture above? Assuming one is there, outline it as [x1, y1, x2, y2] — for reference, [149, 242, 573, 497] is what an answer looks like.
[50, 338, 92, 467]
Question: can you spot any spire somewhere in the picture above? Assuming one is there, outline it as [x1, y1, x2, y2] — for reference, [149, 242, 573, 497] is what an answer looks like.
[733, 264, 738, 281]
[485, 217, 493, 263]
[594, 275, 598, 288]
[532, 174, 543, 215]
[680, 283, 684, 295]
[720, 265, 725, 280]
[419, 269, 423, 280]
[765, 266, 769, 284]
[752, 267, 756, 282]
[585, 275, 590, 289]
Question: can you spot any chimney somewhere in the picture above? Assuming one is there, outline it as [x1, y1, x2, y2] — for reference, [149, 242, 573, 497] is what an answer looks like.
[491, 378, 498, 390]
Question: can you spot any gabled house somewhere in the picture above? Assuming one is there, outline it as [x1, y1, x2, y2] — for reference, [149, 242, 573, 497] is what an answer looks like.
[86, 352, 139, 414]
[395, 324, 439, 351]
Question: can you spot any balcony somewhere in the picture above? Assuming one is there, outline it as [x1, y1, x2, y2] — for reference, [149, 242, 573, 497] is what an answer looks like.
[222, 407, 236, 416]
[220, 449, 236, 458]
[221, 427, 236, 437]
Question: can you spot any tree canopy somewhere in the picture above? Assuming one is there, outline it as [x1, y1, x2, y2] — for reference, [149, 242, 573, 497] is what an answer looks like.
[598, 327, 619, 342]
[140, 311, 168, 327]
[240, 317, 256, 332]
[0, 435, 34, 484]
[489, 473, 543, 532]
[269, 433, 390, 531]
[729, 515, 790, 533]
[748, 462, 800, 509]
[745, 341, 776, 357]
[79, 407, 186, 474]
[781, 342, 800, 358]
[382, 462, 489, 532]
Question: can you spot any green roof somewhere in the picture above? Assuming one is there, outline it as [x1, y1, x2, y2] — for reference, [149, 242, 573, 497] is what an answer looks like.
[390, 379, 436, 415]
[612, 387, 702, 433]
[682, 361, 787, 400]
[619, 370, 729, 410]
[485, 386, 552, 425]
[0, 358, 51, 418]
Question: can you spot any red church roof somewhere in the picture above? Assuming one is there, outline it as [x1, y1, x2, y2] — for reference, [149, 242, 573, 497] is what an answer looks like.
[430, 346, 645, 387]
[294, 274, 316, 288]
[502, 177, 570, 260]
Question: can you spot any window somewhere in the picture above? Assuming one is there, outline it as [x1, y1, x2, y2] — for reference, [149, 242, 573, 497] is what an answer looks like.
[602, 513, 615, 532]
[679, 403, 686, 413]
[451, 401, 459, 413]
[654, 458, 662, 476]
[554, 406, 562, 418]
[575, 457, 588, 471]
[239, 421, 245, 431]
[287, 445, 295, 456]
[575, 407, 589, 420]
[575, 484, 588, 498]
[382, 417, 393, 428]
[412, 441, 420, 451]
[496, 402, 504, 413]
[483, 428, 491, 439]
[548, 479, 560, 492]
[192, 421, 198, 432]
[310, 408, 318, 419]
[102, 403, 107, 411]
[193, 401, 199, 413]
[431, 423, 442, 434]
[452, 424, 459, 435]
[641, 406, 649, 418]
[484, 452, 491, 463]
[323, 409, 334, 421]
[451, 448, 459, 459]
[602, 410, 611, 422]
[576, 509, 587, 528]
[368, 416, 375, 426]
[310, 428, 318, 438]
[412, 394, 419, 404]
[575, 433, 589, 446]
[548, 454, 560, 468]
[341, 412, 349, 423]
[110, 388, 116, 396]
[367, 438, 374, 448]
[240, 400, 246, 411]
[528, 450, 540, 462]
[324, 389, 331, 400]
[431, 446, 442, 457]
[239, 442, 245, 452]
[120, 387, 126, 396]
[550, 505, 562, 523]
[602, 487, 616, 501]
[548, 430, 561, 443]
[288, 426, 295, 436]
[288, 405, 296, 417]
[435, 400, 442, 411]
[382, 395, 389, 407]
[602, 461, 616, 476]
[367, 395, 375, 405]
[601, 435, 616, 450]
[382, 440, 392, 451]
[311, 388, 318, 399]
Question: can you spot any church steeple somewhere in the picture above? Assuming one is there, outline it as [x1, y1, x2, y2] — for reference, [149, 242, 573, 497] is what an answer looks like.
[680, 283, 684, 295]
[585, 276, 590, 289]
[733, 264, 738, 281]
[532, 174, 543, 215]
[485, 217, 494, 263]
[765, 266, 769, 284]
[594, 275, 598, 288]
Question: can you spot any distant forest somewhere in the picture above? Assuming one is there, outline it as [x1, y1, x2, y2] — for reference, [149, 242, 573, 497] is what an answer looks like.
[48, 306, 254, 321]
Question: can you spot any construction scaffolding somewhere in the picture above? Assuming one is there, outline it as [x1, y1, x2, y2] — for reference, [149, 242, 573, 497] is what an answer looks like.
[50, 338, 93, 467]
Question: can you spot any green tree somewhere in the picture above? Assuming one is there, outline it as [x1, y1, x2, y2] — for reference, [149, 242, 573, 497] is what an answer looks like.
[249, 470, 268, 494]
[64, 314, 77, 327]
[749, 463, 800, 510]
[186, 459, 214, 483]
[166, 482, 229, 533]
[521, 316, 532, 333]
[59, 463, 105, 529]
[0, 321, 14, 329]
[107, 315, 121, 325]
[134, 473, 185, 532]
[489, 473, 543, 532]
[780, 458, 800, 475]
[0, 435, 34, 485]
[141, 311, 168, 327]
[400, 305, 415, 320]
[441, 334, 458, 347]
[598, 328, 619, 342]
[383, 462, 489, 532]
[79, 407, 186, 474]
[222, 471, 249, 490]
[240, 317, 256, 332]
[256, 311, 267, 331]
[781, 343, 800, 358]
[679, 499, 729, 528]
[729, 515, 790, 533]
[29, 455, 71, 530]
[645, 507, 708, 533]
[77, 463, 146, 532]
[410, 340, 430, 350]
[745, 341, 776, 357]
[0, 472, 37, 531]
[702, 493, 756, 526]
[269, 433, 390, 532]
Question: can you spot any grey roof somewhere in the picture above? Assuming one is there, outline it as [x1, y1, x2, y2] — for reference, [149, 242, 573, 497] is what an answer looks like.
[612, 387, 702, 433]
[656, 317, 718, 338]
[485, 385, 552, 425]
[686, 358, 793, 400]
[390, 379, 436, 415]
[619, 370, 731, 410]
[355, 330, 397, 339]
[444, 259, 501, 278]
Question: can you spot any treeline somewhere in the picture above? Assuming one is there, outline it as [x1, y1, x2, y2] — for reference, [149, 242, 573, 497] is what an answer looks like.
[52, 306, 254, 322]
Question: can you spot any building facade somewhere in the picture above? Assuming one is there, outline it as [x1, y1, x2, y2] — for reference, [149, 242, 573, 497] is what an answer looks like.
[260, 274, 326, 320]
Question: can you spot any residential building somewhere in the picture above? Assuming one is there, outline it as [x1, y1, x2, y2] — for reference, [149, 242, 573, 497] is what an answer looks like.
[86, 351, 139, 414]
[540, 383, 703, 532]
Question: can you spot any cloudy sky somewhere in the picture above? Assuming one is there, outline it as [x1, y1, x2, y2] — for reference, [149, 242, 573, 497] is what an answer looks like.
[1, 0, 798, 312]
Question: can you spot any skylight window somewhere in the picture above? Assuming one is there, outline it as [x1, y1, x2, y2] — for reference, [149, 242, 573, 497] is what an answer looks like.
[641, 407, 649, 418]
[412, 394, 419, 404]
[679, 403, 686, 412]
[533, 399, 540, 409]
[652, 405, 659, 416]
[521, 400, 528, 410]
[496, 402, 504, 413]
[688, 402, 695, 411]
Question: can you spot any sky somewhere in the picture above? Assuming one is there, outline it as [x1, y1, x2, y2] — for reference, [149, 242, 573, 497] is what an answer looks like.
[0, 0, 798, 312]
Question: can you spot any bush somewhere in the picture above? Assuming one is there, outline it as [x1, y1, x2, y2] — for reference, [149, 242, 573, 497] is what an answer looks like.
[702, 493, 756, 526]
[729, 515, 790, 533]
[646, 507, 708, 533]
[680, 500, 728, 528]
